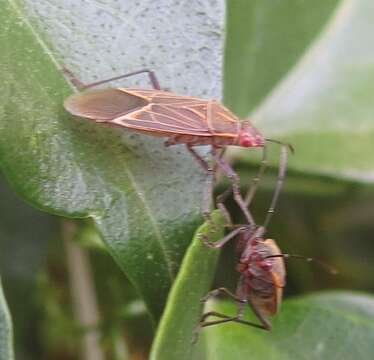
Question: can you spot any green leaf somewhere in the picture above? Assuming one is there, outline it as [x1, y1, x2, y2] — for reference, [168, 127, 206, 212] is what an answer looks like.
[0, 1, 207, 320]
[202, 291, 374, 359]
[150, 211, 225, 360]
[225, 0, 374, 181]
[0, 279, 14, 360]
[224, 0, 339, 116]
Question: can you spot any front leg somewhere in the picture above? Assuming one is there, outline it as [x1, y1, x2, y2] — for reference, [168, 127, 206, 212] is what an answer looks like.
[185, 144, 215, 222]
[212, 149, 256, 227]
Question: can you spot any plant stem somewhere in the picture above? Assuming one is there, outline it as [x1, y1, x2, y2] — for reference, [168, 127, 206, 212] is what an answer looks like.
[63, 220, 104, 360]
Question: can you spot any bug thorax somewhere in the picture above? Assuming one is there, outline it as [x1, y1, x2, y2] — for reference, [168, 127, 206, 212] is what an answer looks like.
[236, 238, 274, 277]
[237, 120, 265, 148]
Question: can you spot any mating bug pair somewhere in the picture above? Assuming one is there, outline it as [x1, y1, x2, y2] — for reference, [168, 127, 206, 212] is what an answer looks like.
[63, 68, 335, 339]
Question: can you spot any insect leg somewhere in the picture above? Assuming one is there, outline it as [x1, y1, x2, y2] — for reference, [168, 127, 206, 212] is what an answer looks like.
[192, 302, 245, 343]
[247, 299, 272, 330]
[216, 189, 233, 225]
[201, 287, 247, 303]
[207, 148, 239, 229]
[199, 311, 240, 326]
[235, 277, 272, 330]
[185, 144, 214, 221]
[193, 283, 268, 343]
[245, 144, 268, 207]
[62, 67, 161, 90]
[210, 148, 234, 227]
[191, 312, 237, 343]
[212, 150, 255, 227]
[202, 226, 245, 248]
[262, 144, 288, 230]
[194, 302, 266, 342]
[186, 144, 211, 171]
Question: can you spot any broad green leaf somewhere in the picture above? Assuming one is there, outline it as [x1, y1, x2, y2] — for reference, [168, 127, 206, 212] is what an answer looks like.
[225, 0, 374, 181]
[224, 0, 339, 116]
[0, 1, 212, 320]
[202, 291, 374, 359]
[0, 279, 14, 360]
[150, 211, 225, 360]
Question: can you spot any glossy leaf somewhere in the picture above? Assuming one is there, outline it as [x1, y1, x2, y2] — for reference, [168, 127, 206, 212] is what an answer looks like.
[225, 0, 374, 182]
[150, 211, 224, 360]
[0, 279, 14, 360]
[202, 291, 374, 359]
[0, 1, 214, 320]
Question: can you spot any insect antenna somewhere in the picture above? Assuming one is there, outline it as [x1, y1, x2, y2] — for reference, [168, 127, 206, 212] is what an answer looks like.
[265, 254, 338, 275]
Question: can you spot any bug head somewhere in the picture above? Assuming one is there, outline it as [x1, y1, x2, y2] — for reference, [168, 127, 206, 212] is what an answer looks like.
[237, 121, 265, 148]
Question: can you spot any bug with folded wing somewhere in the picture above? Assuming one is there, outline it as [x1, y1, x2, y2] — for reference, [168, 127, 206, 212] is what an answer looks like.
[63, 69, 269, 226]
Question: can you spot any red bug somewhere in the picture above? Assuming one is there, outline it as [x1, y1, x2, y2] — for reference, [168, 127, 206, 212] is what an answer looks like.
[63, 68, 273, 225]
[194, 146, 336, 340]
[196, 226, 336, 335]
[197, 226, 285, 332]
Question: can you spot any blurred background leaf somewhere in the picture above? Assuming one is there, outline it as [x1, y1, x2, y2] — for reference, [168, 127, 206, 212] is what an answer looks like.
[0, 175, 57, 360]
[202, 292, 374, 359]
[0, 277, 14, 360]
[224, 0, 339, 115]
[226, 0, 374, 180]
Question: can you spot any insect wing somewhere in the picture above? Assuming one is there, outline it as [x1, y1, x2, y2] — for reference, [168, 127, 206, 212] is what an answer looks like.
[65, 88, 241, 138]
[207, 101, 240, 135]
[264, 239, 286, 315]
[110, 89, 215, 136]
[64, 88, 149, 121]
[113, 103, 213, 136]
[65, 88, 213, 136]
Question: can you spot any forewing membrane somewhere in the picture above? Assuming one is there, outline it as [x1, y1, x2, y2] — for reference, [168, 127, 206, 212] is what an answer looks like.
[65, 88, 239, 138]
[64, 89, 148, 121]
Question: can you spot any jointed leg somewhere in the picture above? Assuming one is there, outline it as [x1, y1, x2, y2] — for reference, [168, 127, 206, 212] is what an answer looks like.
[212, 150, 255, 227]
[62, 67, 161, 90]
[216, 186, 235, 227]
[192, 312, 241, 344]
[202, 225, 246, 248]
[185, 145, 214, 223]
[211, 148, 233, 227]
[199, 311, 268, 330]
[247, 299, 272, 331]
[262, 144, 288, 230]
[245, 145, 268, 207]
[215, 146, 267, 227]
[192, 299, 268, 343]
[201, 287, 246, 304]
